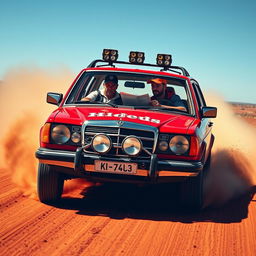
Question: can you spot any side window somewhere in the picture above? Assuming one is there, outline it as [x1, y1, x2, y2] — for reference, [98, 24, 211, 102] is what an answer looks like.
[195, 84, 206, 106]
[192, 82, 206, 110]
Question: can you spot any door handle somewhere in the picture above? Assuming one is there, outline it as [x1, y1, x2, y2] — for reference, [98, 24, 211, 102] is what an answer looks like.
[208, 122, 213, 127]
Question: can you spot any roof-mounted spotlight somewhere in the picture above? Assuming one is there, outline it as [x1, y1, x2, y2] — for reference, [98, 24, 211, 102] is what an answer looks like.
[102, 49, 118, 62]
[129, 51, 145, 64]
[156, 54, 172, 68]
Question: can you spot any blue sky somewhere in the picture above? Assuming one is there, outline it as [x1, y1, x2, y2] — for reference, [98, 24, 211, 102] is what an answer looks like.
[1, 0, 256, 103]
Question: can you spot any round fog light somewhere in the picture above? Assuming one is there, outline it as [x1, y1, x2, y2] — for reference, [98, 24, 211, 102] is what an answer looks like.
[92, 134, 111, 153]
[122, 136, 142, 156]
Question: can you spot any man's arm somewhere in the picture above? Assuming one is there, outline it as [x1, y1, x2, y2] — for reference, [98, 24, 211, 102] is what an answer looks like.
[80, 91, 98, 101]
[151, 100, 186, 111]
[160, 105, 186, 111]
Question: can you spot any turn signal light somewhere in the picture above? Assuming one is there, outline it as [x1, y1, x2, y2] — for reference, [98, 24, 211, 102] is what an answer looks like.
[41, 123, 51, 143]
[189, 136, 200, 156]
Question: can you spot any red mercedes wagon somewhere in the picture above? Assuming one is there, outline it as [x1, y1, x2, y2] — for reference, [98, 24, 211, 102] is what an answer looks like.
[36, 50, 217, 209]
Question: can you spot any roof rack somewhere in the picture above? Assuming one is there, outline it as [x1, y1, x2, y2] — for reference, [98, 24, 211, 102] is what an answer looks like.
[87, 59, 190, 77]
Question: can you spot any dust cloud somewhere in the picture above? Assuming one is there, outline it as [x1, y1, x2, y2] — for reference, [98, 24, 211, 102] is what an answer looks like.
[0, 69, 255, 206]
[203, 93, 256, 207]
[0, 66, 76, 198]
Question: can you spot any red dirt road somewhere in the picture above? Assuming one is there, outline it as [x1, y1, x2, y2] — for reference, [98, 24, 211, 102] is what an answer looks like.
[0, 168, 256, 256]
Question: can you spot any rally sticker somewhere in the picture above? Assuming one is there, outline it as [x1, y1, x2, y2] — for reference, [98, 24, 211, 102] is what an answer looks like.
[88, 112, 160, 124]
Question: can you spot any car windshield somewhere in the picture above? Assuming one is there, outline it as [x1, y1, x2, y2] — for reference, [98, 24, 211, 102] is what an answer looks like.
[65, 71, 193, 114]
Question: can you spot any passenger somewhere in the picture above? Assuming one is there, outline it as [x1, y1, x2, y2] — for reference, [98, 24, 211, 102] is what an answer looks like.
[147, 78, 186, 111]
[81, 75, 123, 105]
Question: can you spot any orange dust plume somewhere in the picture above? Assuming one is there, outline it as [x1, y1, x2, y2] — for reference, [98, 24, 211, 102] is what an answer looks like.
[203, 93, 256, 207]
[0, 66, 84, 198]
[3, 113, 39, 198]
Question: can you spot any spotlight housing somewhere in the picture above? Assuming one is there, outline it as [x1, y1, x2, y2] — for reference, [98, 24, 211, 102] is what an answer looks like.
[156, 54, 172, 67]
[102, 49, 118, 62]
[129, 51, 145, 64]
[122, 136, 142, 156]
[92, 134, 112, 154]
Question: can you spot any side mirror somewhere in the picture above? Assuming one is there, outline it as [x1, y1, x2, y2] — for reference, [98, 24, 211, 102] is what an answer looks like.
[47, 92, 63, 106]
[201, 106, 217, 118]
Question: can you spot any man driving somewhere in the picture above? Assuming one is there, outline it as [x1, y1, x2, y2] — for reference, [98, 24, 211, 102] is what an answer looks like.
[81, 74, 123, 105]
[147, 78, 186, 111]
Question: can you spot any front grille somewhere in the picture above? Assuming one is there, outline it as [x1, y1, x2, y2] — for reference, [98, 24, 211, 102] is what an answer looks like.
[83, 121, 157, 158]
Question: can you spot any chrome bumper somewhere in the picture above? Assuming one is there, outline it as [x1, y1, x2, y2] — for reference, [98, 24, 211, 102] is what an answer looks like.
[36, 148, 203, 180]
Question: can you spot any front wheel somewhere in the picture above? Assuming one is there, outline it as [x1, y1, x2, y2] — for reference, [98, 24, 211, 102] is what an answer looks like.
[37, 163, 64, 203]
[179, 170, 203, 210]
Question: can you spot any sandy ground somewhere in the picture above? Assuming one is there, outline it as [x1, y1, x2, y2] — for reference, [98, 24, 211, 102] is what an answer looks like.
[0, 168, 256, 256]
[231, 103, 256, 126]
[1, 105, 256, 255]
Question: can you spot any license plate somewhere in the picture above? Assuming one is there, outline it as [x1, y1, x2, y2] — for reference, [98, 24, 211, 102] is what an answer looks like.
[94, 160, 137, 175]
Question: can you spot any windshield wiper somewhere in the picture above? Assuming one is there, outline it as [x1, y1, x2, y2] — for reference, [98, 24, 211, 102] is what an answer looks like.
[74, 101, 118, 108]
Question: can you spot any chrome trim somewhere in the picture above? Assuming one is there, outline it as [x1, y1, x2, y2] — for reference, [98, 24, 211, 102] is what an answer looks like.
[116, 120, 121, 155]
[38, 150, 76, 157]
[158, 160, 202, 168]
[142, 147, 152, 156]
[84, 132, 154, 141]
[82, 120, 158, 157]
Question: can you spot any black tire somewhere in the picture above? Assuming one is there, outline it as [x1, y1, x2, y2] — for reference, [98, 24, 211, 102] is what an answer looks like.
[37, 163, 64, 203]
[204, 151, 211, 170]
[179, 152, 212, 210]
[179, 170, 203, 210]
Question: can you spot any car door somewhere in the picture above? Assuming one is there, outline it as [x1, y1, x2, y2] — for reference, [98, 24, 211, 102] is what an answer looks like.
[191, 81, 213, 162]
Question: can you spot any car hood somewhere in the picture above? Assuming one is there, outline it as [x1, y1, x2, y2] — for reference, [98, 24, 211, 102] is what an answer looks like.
[50, 106, 198, 134]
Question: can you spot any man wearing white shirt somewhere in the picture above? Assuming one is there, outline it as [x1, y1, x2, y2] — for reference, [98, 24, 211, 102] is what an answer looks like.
[81, 75, 122, 105]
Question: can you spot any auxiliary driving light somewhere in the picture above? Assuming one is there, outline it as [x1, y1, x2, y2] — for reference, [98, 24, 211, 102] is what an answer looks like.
[169, 135, 189, 155]
[102, 49, 119, 62]
[158, 141, 169, 151]
[71, 132, 81, 144]
[156, 54, 172, 67]
[129, 51, 145, 64]
[92, 134, 112, 153]
[122, 136, 142, 156]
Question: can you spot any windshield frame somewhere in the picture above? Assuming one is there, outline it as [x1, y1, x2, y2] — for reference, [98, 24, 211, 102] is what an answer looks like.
[64, 70, 195, 116]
